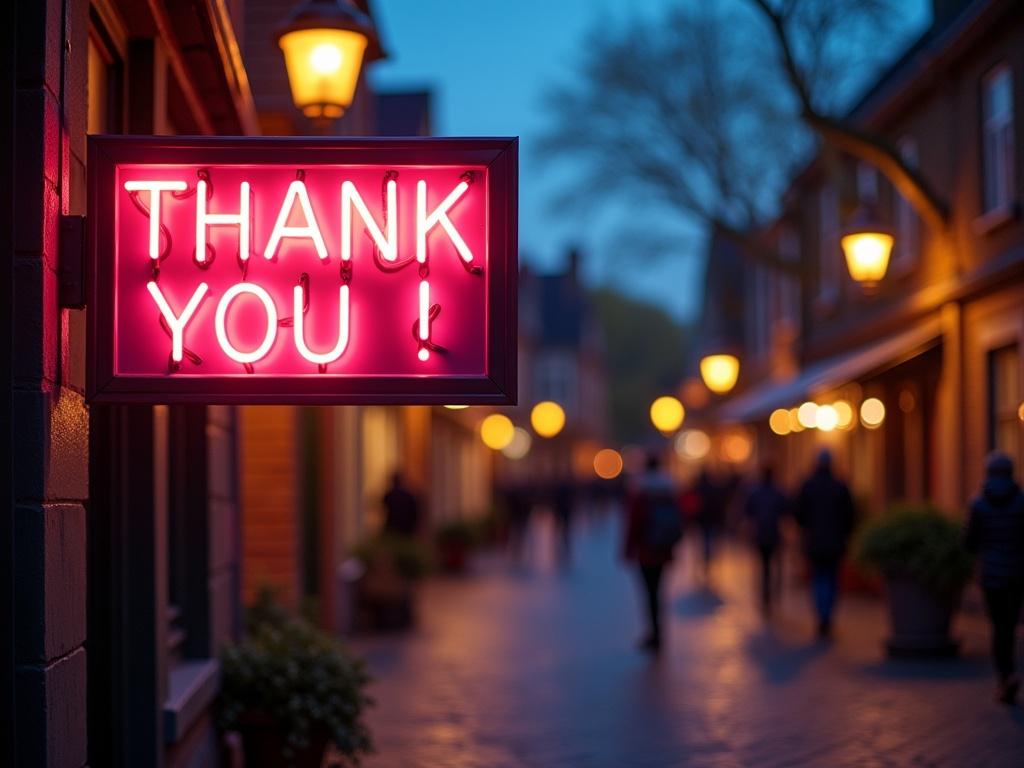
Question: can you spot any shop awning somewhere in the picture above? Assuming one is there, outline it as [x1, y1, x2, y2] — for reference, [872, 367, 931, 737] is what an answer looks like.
[718, 318, 942, 424]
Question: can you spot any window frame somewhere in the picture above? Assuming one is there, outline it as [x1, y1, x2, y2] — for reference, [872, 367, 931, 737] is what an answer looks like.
[980, 63, 1015, 215]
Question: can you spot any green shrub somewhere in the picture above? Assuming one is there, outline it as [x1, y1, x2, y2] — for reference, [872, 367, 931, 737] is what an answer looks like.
[854, 504, 973, 594]
[219, 591, 373, 762]
[353, 534, 432, 581]
[435, 518, 480, 547]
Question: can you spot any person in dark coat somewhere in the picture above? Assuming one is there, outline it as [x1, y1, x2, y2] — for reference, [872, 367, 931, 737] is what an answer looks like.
[795, 449, 855, 639]
[382, 472, 420, 538]
[964, 451, 1024, 705]
[744, 464, 789, 612]
[624, 454, 682, 652]
[694, 469, 725, 582]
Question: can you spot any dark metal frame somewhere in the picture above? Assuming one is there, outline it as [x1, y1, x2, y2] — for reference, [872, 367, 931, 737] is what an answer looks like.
[86, 135, 518, 405]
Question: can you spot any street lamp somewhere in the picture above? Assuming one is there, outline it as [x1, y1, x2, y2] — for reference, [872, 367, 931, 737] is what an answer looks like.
[276, 0, 380, 122]
[841, 206, 894, 290]
[699, 354, 740, 395]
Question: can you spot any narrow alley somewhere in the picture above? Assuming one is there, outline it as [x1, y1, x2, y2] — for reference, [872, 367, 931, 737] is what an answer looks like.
[356, 509, 1024, 768]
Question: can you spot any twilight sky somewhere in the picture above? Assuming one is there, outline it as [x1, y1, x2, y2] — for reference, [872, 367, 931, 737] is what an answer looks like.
[369, 0, 929, 321]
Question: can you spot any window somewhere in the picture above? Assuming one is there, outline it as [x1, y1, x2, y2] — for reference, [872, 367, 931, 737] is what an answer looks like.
[857, 162, 878, 205]
[892, 137, 920, 272]
[777, 227, 801, 336]
[817, 184, 839, 305]
[989, 345, 1020, 463]
[981, 64, 1015, 213]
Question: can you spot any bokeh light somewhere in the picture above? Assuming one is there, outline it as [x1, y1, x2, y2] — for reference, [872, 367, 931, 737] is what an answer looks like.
[797, 401, 819, 430]
[721, 431, 752, 463]
[444, 405, 469, 410]
[530, 400, 566, 438]
[593, 448, 624, 480]
[650, 396, 685, 433]
[769, 408, 792, 435]
[675, 429, 711, 460]
[501, 427, 532, 460]
[860, 397, 886, 429]
[833, 400, 854, 429]
[816, 404, 839, 432]
[480, 413, 515, 450]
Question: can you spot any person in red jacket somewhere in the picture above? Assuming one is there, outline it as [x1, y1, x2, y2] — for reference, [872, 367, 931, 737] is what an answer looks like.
[624, 454, 683, 653]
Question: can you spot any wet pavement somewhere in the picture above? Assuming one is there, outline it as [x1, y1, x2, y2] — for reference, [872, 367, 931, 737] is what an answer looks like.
[353, 508, 1024, 767]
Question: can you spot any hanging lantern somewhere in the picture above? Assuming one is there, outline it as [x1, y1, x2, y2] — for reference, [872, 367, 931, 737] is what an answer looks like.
[276, 0, 381, 121]
[841, 206, 894, 290]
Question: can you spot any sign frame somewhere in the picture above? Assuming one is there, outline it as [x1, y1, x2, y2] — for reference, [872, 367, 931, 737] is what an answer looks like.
[86, 135, 518, 405]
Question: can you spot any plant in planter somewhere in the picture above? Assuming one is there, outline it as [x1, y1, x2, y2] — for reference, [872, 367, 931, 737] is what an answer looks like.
[855, 504, 974, 657]
[435, 518, 480, 573]
[352, 534, 432, 630]
[219, 591, 373, 768]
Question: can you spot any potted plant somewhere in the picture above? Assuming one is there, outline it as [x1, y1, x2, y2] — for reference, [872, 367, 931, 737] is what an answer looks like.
[219, 592, 373, 767]
[435, 518, 479, 573]
[855, 504, 974, 657]
[352, 534, 432, 630]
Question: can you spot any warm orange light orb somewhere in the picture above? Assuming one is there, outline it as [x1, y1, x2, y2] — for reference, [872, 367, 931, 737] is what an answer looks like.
[789, 407, 805, 433]
[530, 401, 566, 438]
[721, 432, 752, 464]
[769, 408, 792, 436]
[650, 396, 685, 433]
[278, 28, 368, 119]
[480, 414, 515, 450]
[815, 404, 839, 432]
[593, 448, 624, 480]
[842, 231, 894, 288]
[444, 405, 469, 410]
[860, 397, 886, 429]
[699, 354, 740, 394]
[833, 400, 854, 429]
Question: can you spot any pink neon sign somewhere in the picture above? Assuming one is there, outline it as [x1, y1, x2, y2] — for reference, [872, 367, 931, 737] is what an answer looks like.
[87, 137, 518, 404]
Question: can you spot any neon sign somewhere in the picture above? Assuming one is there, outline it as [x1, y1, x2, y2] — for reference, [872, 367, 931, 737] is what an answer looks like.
[86, 137, 518, 404]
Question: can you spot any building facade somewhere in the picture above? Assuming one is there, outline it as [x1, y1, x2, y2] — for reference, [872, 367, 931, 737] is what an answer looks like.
[713, 0, 1023, 516]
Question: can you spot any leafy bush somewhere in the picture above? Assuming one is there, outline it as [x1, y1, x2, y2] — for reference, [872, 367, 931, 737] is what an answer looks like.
[219, 591, 373, 762]
[353, 534, 432, 581]
[435, 518, 480, 548]
[855, 504, 973, 594]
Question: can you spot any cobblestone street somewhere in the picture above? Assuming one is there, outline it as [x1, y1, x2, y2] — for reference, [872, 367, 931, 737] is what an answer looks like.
[354, 509, 1024, 767]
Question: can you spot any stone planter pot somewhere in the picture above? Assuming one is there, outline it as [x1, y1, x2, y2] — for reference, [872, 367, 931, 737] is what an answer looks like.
[884, 573, 959, 657]
[236, 713, 329, 768]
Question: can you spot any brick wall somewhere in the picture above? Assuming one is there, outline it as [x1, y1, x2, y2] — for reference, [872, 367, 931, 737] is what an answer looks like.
[239, 405, 302, 609]
[12, 0, 90, 765]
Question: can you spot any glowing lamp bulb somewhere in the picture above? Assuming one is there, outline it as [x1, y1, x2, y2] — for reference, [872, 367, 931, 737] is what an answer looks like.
[480, 414, 515, 451]
[530, 401, 566, 438]
[650, 396, 685, 434]
[309, 42, 343, 74]
[700, 354, 739, 394]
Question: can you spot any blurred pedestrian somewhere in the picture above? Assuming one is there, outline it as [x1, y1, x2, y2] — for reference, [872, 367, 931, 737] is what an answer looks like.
[695, 469, 725, 582]
[624, 454, 683, 652]
[795, 450, 854, 639]
[382, 472, 420, 538]
[964, 451, 1024, 705]
[553, 478, 574, 564]
[744, 463, 789, 612]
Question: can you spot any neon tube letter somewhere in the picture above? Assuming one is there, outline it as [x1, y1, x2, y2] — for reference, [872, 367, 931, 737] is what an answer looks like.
[146, 280, 208, 362]
[264, 180, 328, 260]
[124, 180, 188, 260]
[341, 179, 397, 262]
[416, 180, 472, 264]
[293, 285, 350, 365]
[214, 282, 278, 364]
[196, 180, 251, 262]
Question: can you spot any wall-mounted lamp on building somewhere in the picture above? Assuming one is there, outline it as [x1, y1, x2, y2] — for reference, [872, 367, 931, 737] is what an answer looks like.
[841, 207, 894, 290]
[699, 354, 740, 395]
[276, 0, 380, 122]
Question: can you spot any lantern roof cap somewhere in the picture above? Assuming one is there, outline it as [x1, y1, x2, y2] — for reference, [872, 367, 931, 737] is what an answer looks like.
[276, 0, 384, 62]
